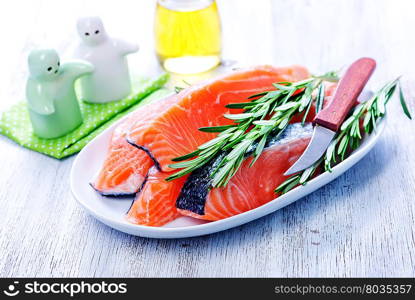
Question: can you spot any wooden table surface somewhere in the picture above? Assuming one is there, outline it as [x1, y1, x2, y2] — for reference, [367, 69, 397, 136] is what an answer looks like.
[1, 0, 414, 277]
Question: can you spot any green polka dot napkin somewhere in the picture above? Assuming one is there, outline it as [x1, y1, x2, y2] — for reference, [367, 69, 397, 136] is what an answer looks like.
[0, 73, 171, 159]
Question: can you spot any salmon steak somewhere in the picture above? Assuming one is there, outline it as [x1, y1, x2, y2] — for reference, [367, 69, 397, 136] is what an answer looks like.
[90, 118, 152, 196]
[124, 85, 338, 225]
[126, 65, 310, 172]
[91, 94, 179, 195]
[126, 167, 188, 227]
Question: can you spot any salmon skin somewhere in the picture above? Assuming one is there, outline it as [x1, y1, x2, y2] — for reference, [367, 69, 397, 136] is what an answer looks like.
[126, 65, 310, 172]
[176, 123, 313, 221]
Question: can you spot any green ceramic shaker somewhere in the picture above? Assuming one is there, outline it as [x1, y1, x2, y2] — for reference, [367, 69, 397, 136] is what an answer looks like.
[26, 49, 94, 139]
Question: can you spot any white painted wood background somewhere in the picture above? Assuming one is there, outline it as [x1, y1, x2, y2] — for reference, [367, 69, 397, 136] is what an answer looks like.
[0, 0, 414, 277]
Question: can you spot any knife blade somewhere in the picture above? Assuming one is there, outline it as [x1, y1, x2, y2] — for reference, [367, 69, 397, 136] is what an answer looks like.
[284, 57, 377, 175]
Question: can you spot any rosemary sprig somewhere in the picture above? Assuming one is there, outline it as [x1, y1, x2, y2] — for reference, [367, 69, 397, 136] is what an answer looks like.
[166, 71, 338, 186]
[276, 78, 412, 194]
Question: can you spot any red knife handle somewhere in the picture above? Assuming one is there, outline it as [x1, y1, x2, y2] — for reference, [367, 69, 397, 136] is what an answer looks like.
[314, 57, 376, 131]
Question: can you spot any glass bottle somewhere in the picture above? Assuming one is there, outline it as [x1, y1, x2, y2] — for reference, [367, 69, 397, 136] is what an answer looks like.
[155, 0, 222, 74]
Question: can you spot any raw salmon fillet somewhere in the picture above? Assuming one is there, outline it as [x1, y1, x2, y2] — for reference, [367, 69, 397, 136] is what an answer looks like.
[90, 119, 152, 195]
[177, 123, 313, 221]
[126, 167, 188, 226]
[127, 65, 310, 172]
[91, 94, 179, 195]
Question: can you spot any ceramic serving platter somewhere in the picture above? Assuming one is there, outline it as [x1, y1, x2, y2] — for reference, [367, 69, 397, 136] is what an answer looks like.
[70, 109, 386, 239]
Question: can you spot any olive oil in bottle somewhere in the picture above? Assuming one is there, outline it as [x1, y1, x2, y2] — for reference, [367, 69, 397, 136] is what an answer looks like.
[155, 0, 221, 74]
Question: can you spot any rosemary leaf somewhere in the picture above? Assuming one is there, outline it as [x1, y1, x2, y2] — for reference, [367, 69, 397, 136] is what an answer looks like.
[340, 117, 355, 131]
[377, 92, 386, 115]
[399, 84, 412, 119]
[226, 139, 252, 161]
[299, 94, 312, 112]
[301, 97, 313, 125]
[168, 155, 207, 169]
[198, 133, 233, 150]
[226, 102, 257, 109]
[247, 91, 269, 99]
[166, 163, 204, 181]
[223, 113, 254, 120]
[272, 83, 293, 91]
[281, 177, 301, 194]
[315, 84, 325, 113]
[278, 118, 290, 129]
[337, 135, 349, 156]
[299, 165, 316, 185]
[250, 135, 268, 167]
[363, 111, 372, 128]
[274, 102, 298, 111]
[211, 162, 234, 187]
[325, 139, 337, 164]
[199, 125, 235, 133]
[353, 121, 362, 139]
[171, 149, 200, 162]
[253, 120, 276, 126]
[275, 175, 300, 194]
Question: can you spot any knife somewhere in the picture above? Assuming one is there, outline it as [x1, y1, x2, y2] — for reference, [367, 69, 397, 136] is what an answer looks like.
[284, 57, 377, 175]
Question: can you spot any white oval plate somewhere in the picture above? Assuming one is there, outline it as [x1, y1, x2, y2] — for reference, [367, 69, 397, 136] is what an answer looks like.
[70, 114, 385, 239]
